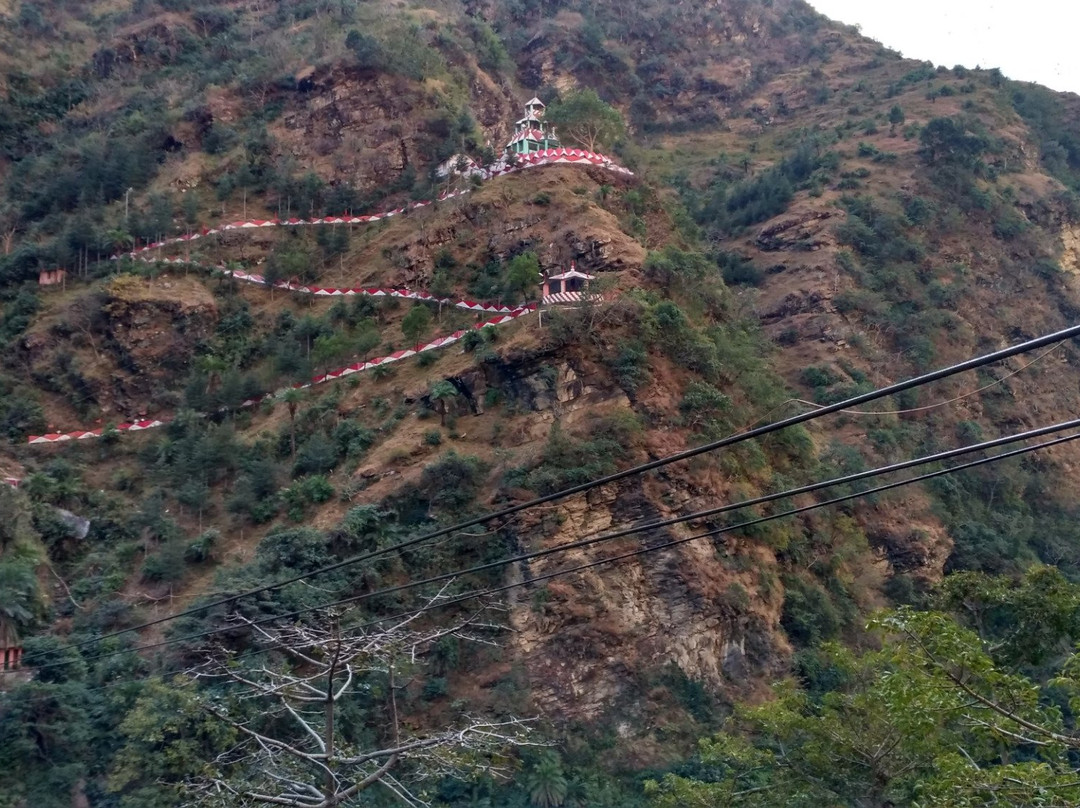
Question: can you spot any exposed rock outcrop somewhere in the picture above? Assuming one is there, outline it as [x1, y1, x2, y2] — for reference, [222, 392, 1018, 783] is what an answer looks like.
[755, 208, 840, 252]
[510, 477, 789, 724]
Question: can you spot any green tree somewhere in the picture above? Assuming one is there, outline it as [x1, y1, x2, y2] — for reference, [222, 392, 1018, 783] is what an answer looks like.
[109, 678, 236, 808]
[261, 260, 283, 298]
[401, 303, 433, 350]
[267, 243, 314, 286]
[17, 2, 49, 34]
[311, 331, 351, 374]
[355, 324, 381, 361]
[918, 116, 989, 167]
[888, 104, 905, 134]
[106, 228, 135, 253]
[0, 672, 96, 808]
[282, 387, 306, 460]
[0, 559, 40, 639]
[0, 486, 46, 643]
[547, 89, 626, 153]
[195, 354, 228, 396]
[429, 380, 459, 426]
[525, 752, 569, 807]
[646, 603, 1080, 807]
[345, 29, 386, 71]
[505, 252, 541, 304]
[182, 192, 200, 228]
[935, 565, 1080, 667]
[0, 485, 41, 555]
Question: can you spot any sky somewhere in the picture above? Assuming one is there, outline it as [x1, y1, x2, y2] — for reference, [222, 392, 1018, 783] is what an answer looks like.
[808, 0, 1080, 95]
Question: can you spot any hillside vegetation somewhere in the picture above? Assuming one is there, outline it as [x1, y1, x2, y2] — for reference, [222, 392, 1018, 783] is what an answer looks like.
[5, 0, 1080, 806]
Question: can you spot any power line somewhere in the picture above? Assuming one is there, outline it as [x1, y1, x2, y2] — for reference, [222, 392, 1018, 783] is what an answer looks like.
[659, 343, 1065, 522]
[342, 429, 1079, 635]
[740, 343, 1063, 426]
[511, 416, 1080, 566]
[38, 321, 1080, 658]
[33, 423, 1080, 672]
[149, 417, 1080, 641]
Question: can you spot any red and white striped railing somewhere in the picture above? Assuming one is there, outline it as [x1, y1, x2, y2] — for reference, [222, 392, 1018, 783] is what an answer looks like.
[26, 149, 629, 446]
[127, 257, 528, 313]
[110, 149, 631, 262]
[542, 291, 603, 305]
[26, 305, 536, 445]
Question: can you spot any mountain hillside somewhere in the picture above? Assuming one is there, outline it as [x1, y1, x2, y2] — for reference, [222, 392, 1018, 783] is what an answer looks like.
[4, 0, 1080, 805]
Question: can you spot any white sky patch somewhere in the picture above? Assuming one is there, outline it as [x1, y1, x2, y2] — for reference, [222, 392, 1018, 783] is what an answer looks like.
[808, 0, 1080, 95]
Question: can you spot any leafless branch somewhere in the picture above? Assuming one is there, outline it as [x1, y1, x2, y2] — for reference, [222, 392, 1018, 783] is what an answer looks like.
[187, 600, 539, 807]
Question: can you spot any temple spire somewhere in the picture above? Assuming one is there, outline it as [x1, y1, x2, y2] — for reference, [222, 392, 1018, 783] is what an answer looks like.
[507, 95, 560, 156]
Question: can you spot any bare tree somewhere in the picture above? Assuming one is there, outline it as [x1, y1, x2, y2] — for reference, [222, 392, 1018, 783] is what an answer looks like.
[63, 291, 109, 361]
[189, 593, 538, 807]
[0, 203, 17, 256]
[1, 223, 16, 256]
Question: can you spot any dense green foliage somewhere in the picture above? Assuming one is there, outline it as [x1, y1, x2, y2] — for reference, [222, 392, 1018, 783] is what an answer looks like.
[683, 141, 841, 240]
[546, 88, 626, 152]
[1011, 83, 1080, 190]
[647, 569, 1080, 807]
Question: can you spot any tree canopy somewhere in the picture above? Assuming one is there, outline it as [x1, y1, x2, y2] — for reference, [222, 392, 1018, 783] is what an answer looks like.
[647, 568, 1080, 808]
[504, 252, 541, 303]
[546, 89, 626, 153]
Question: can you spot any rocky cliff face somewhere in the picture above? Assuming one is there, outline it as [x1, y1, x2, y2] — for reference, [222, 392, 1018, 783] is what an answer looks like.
[511, 479, 789, 724]
[20, 275, 217, 419]
[382, 168, 647, 286]
[274, 65, 516, 195]
[426, 347, 792, 725]
[1062, 224, 1080, 275]
[103, 274, 218, 386]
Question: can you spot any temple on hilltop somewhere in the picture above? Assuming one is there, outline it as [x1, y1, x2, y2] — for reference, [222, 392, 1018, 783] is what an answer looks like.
[506, 97, 560, 156]
[437, 95, 571, 180]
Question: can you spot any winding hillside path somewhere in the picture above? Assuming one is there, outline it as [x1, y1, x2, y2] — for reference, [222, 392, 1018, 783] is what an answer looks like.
[27, 302, 535, 445]
[26, 149, 632, 446]
[111, 149, 631, 262]
[129, 256, 530, 312]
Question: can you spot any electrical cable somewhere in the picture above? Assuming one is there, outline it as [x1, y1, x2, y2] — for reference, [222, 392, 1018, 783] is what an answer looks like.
[501, 415, 1080, 568]
[167, 411, 1080, 613]
[143, 416, 1080, 641]
[34, 321, 1080, 659]
[31, 424, 1080, 672]
[736, 343, 1063, 430]
[676, 342, 1067, 526]
[800, 346, 1060, 417]
[335, 431, 1080, 633]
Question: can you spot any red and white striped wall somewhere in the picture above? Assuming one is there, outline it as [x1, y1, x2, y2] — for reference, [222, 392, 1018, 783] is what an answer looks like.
[128, 259, 530, 314]
[110, 149, 632, 262]
[26, 307, 536, 446]
[26, 149, 629, 446]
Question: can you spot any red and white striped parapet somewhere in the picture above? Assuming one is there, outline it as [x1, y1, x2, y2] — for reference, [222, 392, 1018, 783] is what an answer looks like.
[542, 292, 603, 305]
[25, 307, 537, 446]
[3, 477, 19, 488]
[296, 305, 534, 390]
[108, 150, 632, 263]
[34, 150, 629, 446]
[125, 257, 529, 313]
[27, 419, 166, 445]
